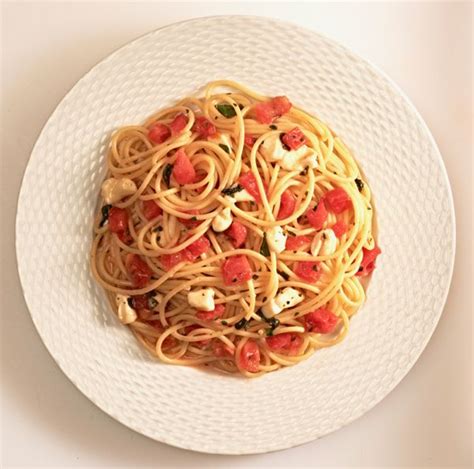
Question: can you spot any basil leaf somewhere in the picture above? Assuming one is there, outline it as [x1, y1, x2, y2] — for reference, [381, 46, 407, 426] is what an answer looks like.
[147, 297, 158, 310]
[216, 104, 237, 118]
[221, 184, 243, 196]
[269, 124, 277, 130]
[218, 143, 230, 154]
[235, 318, 249, 330]
[163, 163, 173, 187]
[355, 178, 364, 191]
[260, 234, 270, 257]
[99, 204, 112, 228]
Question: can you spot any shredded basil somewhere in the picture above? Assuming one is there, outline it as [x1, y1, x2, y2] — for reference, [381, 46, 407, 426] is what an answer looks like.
[218, 143, 230, 153]
[221, 184, 243, 196]
[190, 216, 197, 221]
[163, 163, 173, 187]
[221, 320, 228, 326]
[147, 297, 158, 310]
[269, 124, 277, 130]
[355, 178, 364, 191]
[99, 204, 112, 228]
[265, 317, 280, 336]
[279, 271, 289, 281]
[260, 234, 270, 257]
[216, 104, 237, 118]
[235, 318, 249, 330]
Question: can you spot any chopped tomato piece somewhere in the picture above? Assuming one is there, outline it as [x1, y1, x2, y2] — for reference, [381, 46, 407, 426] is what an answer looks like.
[294, 261, 321, 283]
[116, 229, 133, 245]
[148, 123, 170, 144]
[196, 304, 225, 321]
[324, 187, 352, 214]
[277, 190, 296, 220]
[172, 148, 196, 185]
[287, 334, 303, 356]
[125, 254, 152, 288]
[193, 116, 217, 138]
[224, 221, 248, 248]
[186, 235, 210, 259]
[286, 235, 311, 250]
[306, 201, 327, 230]
[238, 340, 260, 372]
[244, 134, 257, 147]
[183, 325, 210, 347]
[238, 172, 263, 203]
[222, 255, 253, 285]
[130, 295, 148, 310]
[177, 209, 201, 228]
[271, 96, 292, 117]
[169, 113, 188, 135]
[254, 96, 292, 124]
[142, 199, 162, 220]
[160, 251, 191, 271]
[266, 333, 292, 350]
[108, 207, 128, 233]
[332, 220, 348, 238]
[136, 308, 152, 320]
[212, 340, 234, 358]
[356, 246, 381, 277]
[281, 127, 306, 150]
[303, 308, 338, 333]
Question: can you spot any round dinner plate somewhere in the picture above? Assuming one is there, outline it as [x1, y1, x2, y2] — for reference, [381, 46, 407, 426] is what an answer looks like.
[16, 16, 455, 454]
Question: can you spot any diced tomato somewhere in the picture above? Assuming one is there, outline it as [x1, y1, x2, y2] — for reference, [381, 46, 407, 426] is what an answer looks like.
[125, 254, 153, 288]
[238, 172, 263, 203]
[196, 304, 225, 321]
[238, 340, 260, 372]
[108, 207, 128, 233]
[266, 333, 292, 351]
[332, 220, 348, 238]
[130, 294, 148, 310]
[222, 255, 253, 285]
[137, 308, 152, 320]
[186, 235, 210, 259]
[287, 334, 303, 356]
[286, 235, 311, 250]
[160, 251, 191, 271]
[169, 113, 188, 135]
[148, 123, 171, 144]
[303, 308, 338, 333]
[212, 340, 234, 358]
[254, 96, 292, 124]
[193, 173, 207, 194]
[282, 127, 306, 150]
[172, 148, 196, 185]
[294, 261, 321, 283]
[142, 199, 162, 220]
[277, 190, 296, 220]
[356, 246, 381, 277]
[254, 102, 274, 125]
[324, 187, 352, 214]
[244, 134, 257, 147]
[116, 229, 133, 245]
[306, 201, 327, 230]
[177, 209, 201, 228]
[224, 221, 248, 248]
[271, 96, 292, 116]
[193, 116, 217, 138]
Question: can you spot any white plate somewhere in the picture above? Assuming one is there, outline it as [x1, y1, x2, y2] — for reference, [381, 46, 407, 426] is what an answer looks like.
[16, 16, 455, 454]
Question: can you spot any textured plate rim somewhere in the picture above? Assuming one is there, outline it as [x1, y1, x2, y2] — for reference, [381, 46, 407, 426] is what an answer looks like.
[15, 15, 456, 455]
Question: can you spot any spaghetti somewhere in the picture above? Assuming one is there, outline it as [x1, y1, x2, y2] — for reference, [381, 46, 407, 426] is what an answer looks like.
[90, 80, 381, 377]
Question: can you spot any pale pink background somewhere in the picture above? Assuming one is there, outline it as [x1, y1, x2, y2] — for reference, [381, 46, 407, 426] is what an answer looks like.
[1, 2, 472, 468]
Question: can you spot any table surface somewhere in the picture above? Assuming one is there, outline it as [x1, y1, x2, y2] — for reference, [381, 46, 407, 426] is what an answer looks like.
[1, 2, 472, 468]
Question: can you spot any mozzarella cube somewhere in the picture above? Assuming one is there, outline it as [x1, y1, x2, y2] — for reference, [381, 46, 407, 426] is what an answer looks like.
[261, 299, 283, 317]
[101, 177, 137, 204]
[115, 294, 137, 324]
[266, 226, 287, 254]
[212, 207, 233, 232]
[311, 229, 338, 256]
[188, 288, 215, 311]
[274, 287, 304, 310]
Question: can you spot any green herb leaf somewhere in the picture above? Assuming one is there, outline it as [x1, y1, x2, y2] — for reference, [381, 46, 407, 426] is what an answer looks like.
[222, 184, 243, 196]
[216, 103, 237, 118]
[163, 163, 173, 187]
[218, 143, 230, 153]
[355, 178, 364, 191]
[99, 204, 112, 228]
[278, 271, 289, 280]
[260, 234, 270, 257]
[147, 297, 158, 310]
[221, 320, 228, 326]
[235, 318, 249, 330]
[269, 124, 277, 130]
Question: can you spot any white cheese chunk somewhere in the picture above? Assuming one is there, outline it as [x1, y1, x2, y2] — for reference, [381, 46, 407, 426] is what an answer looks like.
[225, 188, 254, 203]
[260, 133, 318, 171]
[101, 177, 137, 204]
[209, 133, 233, 151]
[212, 207, 233, 232]
[262, 288, 305, 317]
[115, 294, 137, 324]
[266, 226, 287, 254]
[311, 229, 338, 256]
[188, 288, 215, 311]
